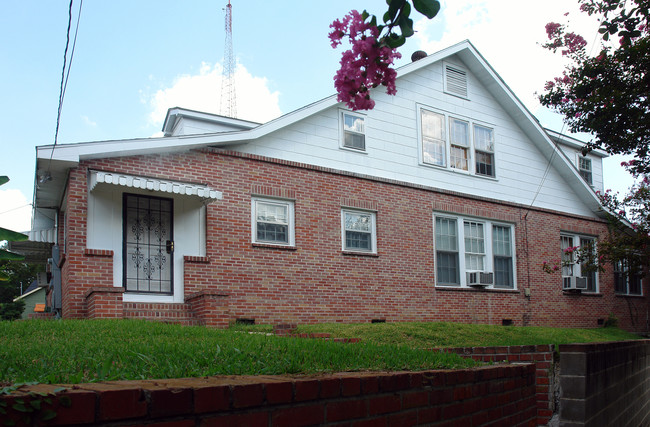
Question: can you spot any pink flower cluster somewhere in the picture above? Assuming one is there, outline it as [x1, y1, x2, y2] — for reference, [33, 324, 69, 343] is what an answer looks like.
[329, 10, 402, 110]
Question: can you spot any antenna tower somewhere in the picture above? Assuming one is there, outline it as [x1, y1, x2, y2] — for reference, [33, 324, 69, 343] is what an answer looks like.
[220, 0, 236, 118]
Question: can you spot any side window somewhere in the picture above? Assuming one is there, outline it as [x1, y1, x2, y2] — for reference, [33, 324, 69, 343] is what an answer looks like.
[560, 233, 598, 292]
[252, 198, 295, 246]
[449, 118, 470, 171]
[341, 111, 365, 151]
[578, 156, 593, 185]
[341, 209, 376, 253]
[434, 214, 515, 288]
[614, 260, 643, 296]
[474, 125, 495, 177]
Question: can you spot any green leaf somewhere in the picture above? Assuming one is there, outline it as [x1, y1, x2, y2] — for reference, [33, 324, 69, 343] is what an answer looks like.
[0, 227, 28, 242]
[40, 410, 57, 421]
[59, 396, 72, 408]
[11, 403, 29, 413]
[398, 16, 414, 38]
[386, 0, 405, 22]
[385, 34, 406, 48]
[0, 176, 8, 187]
[413, 0, 441, 19]
[0, 250, 25, 261]
[28, 400, 41, 411]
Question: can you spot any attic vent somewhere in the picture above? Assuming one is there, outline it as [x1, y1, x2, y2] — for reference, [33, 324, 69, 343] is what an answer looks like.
[445, 64, 468, 98]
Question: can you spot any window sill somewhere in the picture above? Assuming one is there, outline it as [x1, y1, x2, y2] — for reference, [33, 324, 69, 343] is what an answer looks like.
[615, 293, 644, 298]
[562, 290, 602, 297]
[252, 243, 297, 251]
[435, 285, 518, 293]
[340, 146, 368, 154]
[342, 250, 379, 257]
[418, 161, 498, 181]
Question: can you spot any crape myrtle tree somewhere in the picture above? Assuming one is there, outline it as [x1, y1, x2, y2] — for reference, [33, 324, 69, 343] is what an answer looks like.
[540, 0, 650, 276]
[330, 0, 440, 110]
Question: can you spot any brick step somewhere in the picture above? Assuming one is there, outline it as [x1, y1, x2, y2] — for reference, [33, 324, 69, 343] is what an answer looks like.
[123, 302, 201, 326]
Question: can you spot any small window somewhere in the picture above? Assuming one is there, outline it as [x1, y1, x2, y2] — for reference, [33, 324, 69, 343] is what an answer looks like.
[449, 118, 469, 171]
[342, 209, 376, 253]
[435, 217, 460, 284]
[578, 156, 592, 185]
[474, 125, 495, 177]
[341, 112, 365, 151]
[493, 225, 513, 288]
[252, 198, 295, 246]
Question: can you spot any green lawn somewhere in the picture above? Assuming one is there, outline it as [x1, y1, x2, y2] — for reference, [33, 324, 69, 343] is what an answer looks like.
[0, 319, 639, 386]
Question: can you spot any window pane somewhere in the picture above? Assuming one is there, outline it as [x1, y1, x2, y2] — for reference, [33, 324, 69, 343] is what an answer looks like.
[346, 231, 371, 250]
[580, 237, 597, 291]
[561, 235, 574, 276]
[345, 212, 371, 232]
[494, 256, 513, 288]
[344, 114, 364, 133]
[492, 226, 511, 256]
[257, 203, 288, 224]
[423, 138, 446, 166]
[450, 145, 469, 170]
[437, 252, 460, 284]
[474, 125, 494, 152]
[464, 221, 485, 271]
[344, 132, 365, 150]
[435, 218, 457, 251]
[450, 119, 469, 147]
[257, 223, 288, 243]
[476, 151, 494, 176]
[421, 110, 444, 140]
[629, 274, 642, 295]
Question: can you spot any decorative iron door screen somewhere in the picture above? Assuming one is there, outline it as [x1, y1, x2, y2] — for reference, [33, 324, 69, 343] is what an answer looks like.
[123, 193, 173, 294]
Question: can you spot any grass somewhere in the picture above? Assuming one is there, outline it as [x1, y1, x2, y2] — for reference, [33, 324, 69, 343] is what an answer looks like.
[0, 319, 640, 386]
[0, 319, 476, 385]
[296, 321, 641, 349]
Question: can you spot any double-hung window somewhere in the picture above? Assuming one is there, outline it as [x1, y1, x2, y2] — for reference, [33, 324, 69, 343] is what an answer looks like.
[252, 198, 295, 246]
[419, 106, 496, 177]
[560, 234, 598, 292]
[578, 156, 593, 185]
[434, 214, 515, 288]
[614, 259, 642, 295]
[342, 209, 376, 253]
[341, 111, 366, 151]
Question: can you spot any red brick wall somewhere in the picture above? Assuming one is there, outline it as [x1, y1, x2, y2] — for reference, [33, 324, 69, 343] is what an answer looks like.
[57, 149, 649, 332]
[0, 365, 537, 426]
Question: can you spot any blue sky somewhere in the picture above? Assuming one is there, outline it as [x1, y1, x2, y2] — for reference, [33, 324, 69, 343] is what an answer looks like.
[0, 0, 635, 232]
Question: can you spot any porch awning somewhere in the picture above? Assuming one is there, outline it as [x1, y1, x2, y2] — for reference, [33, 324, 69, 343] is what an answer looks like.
[88, 170, 222, 201]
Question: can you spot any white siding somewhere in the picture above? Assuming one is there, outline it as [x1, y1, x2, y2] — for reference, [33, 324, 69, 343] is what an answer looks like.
[557, 144, 604, 192]
[87, 186, 206, 303]
[232, 55, 595, 217]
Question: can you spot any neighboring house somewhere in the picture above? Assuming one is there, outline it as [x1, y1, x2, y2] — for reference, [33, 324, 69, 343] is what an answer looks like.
[13, 280, 47, 320]
[27, 41, 649, 332]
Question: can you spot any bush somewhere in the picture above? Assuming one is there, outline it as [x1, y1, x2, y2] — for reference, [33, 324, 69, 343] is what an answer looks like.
[0, 299, 25, 321]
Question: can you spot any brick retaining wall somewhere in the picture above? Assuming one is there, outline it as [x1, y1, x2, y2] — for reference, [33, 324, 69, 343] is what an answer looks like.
[1, 365, 537, 426]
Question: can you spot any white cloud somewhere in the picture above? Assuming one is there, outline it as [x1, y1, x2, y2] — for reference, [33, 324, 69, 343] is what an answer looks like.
[147, 62, 282, 126]
[81, 115, 97, 127]
[0, 189, 31, 233]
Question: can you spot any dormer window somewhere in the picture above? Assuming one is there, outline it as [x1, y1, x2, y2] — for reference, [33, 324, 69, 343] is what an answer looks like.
[341, 111, 366, 151]
[578, 156, 592, 185]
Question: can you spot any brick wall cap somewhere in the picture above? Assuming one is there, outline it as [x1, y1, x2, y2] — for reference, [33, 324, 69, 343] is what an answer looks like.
[84, 286, 125, 299]
[185, 290, 230, 302]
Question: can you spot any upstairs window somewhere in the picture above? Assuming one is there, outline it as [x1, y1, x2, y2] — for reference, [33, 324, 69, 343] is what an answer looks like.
[420, 106, 496, 177]
[342, 209, 376, 253]
[252, 198, 295, 246]
[341, 111, 365, 151]
[578, 156, 593, 185]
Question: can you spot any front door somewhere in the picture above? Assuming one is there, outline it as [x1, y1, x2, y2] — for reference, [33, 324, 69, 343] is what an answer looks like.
[123, 193, 173, 294]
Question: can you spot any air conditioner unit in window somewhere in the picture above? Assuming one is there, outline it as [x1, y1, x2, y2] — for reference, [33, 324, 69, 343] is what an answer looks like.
[467, 271, 494, 287]
[563, 276, 588, 290]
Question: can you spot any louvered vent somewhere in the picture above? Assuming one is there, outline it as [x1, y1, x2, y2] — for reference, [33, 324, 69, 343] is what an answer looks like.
[445, 65, 468, 98]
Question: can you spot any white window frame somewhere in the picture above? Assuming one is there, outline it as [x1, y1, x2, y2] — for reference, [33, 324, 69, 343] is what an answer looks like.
[614, 259, 643, 296]
[418, 105, 496, 178]
[251, 197, 295, 246]
[576, 154, 593, 186]
[341, 209, 377, 254]
[433, 213, 516, 289]
[560, 233, 598, 292]
[339, 110, 367, 152]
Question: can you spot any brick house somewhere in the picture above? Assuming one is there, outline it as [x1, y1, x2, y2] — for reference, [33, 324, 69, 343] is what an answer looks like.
[29, 41, 649, 332]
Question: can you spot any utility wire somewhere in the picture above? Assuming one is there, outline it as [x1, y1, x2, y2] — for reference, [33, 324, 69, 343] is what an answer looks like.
[46, 0, 83, 173]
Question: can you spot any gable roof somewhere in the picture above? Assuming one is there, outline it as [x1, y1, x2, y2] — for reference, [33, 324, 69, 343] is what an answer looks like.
[33, 40, 609, 222]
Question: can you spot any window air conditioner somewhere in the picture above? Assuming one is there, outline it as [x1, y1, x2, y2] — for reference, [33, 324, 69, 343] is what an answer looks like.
[467, 271, 494, 287]
[563, 276, 588, 290]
